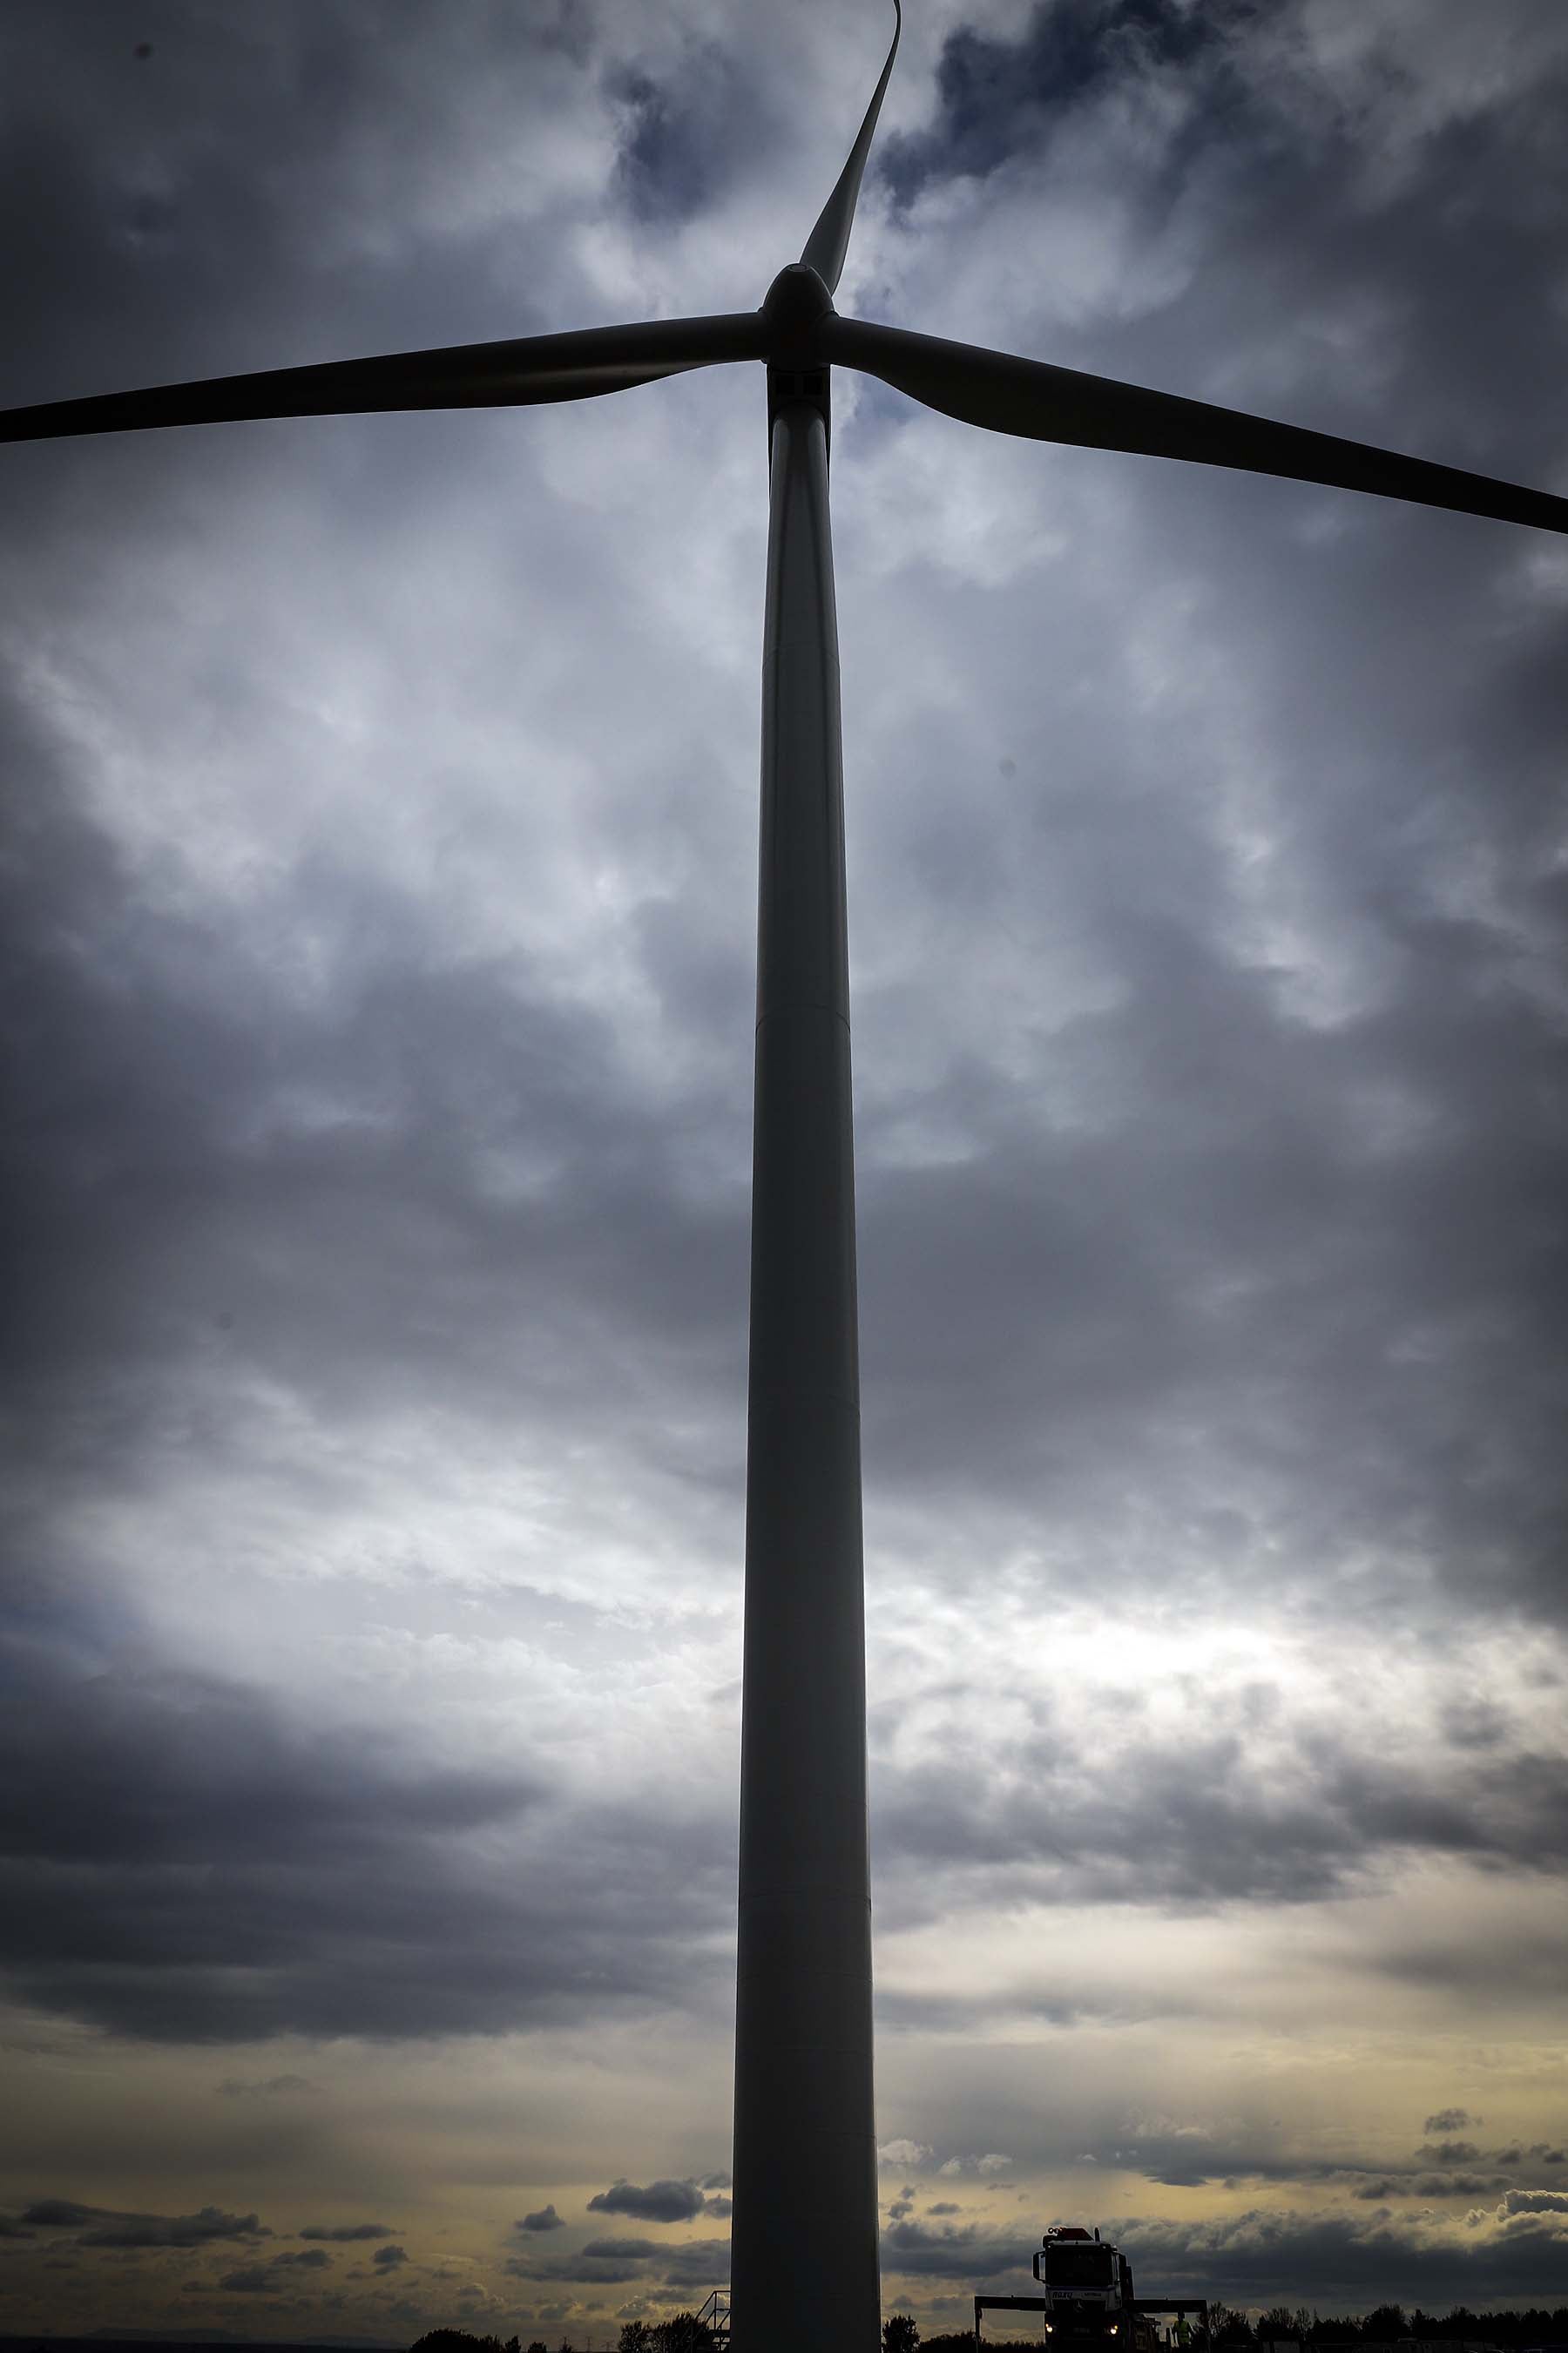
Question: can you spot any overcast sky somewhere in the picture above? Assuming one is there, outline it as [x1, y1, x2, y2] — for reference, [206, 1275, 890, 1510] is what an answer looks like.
[3, 0, 1568, 2341]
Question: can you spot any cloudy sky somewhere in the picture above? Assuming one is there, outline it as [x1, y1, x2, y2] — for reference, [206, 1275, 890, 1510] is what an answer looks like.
[3, 0, 1568, 2341]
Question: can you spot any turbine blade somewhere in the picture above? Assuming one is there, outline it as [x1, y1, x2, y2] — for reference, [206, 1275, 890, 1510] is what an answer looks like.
[0, 313, 768, 445]
[800, 0, 901, 296]
[823, 315, 1568, 538]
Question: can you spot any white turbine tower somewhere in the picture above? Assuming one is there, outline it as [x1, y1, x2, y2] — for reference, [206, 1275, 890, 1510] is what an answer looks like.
[6, 9, 1567, 2349]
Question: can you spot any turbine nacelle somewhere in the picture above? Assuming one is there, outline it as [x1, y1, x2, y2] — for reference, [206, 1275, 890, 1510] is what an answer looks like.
[760, 263, 835, 356]
[761, 264, 835, 451]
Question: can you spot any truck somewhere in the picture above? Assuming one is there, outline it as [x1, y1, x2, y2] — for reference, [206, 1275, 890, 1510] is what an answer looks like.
[1030, 2226, 1157, 2353]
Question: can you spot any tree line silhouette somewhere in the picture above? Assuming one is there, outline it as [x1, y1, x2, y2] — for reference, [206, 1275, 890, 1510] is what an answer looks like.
[412, 2305, 1568, 2353]
[894, 2309, 1568, 2353]
[410, 2317, 718, 2353]
[1220, 2307, 1568, 2348]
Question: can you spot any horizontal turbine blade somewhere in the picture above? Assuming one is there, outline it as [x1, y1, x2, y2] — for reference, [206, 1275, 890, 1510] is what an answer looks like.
[0, 312, 768, 446]
[801, 0, 901, 296]
[823, 314, 1568, 538]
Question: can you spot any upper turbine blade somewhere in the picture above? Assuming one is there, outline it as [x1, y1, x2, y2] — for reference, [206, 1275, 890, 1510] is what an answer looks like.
[0, 313, 768, 445]
[800, 0, 901, 296]
[823, 314, 1568, 538]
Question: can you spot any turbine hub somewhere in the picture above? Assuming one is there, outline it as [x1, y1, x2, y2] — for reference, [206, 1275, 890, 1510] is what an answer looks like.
[762, 263, 835, 364]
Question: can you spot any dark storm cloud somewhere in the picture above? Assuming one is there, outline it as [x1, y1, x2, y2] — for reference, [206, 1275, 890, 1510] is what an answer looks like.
[588, 2180, 707, 2223]
[516, 2208, 565, 2235]
[658, 2237, 730, 2289]
[882, 2216, 1030, 2281]
[0, 755, 748, 1518]
[0, 1628, 732, 2040]
[1, 0, 1567, 2198]
[0, 0, 604, 418]
[219, 2265, 283, 2294]
[858, 853, 1568, 1632]
[20, 2201, 270, 2248]
[300, 2222, 395, 2241]
[507, 2255, 645, 2286]
[372, 2245, 408, 2269]
[880, 0, 1235, 204]
[1343, 2174, 1508, 2203]
[1103, 2208, 1568, 2308]
[871, 1722, 1568, 1919]
[607, 39, 771, 227]
[1426, 2110, 1478, 2136]
[844, 0, 1568, 1653]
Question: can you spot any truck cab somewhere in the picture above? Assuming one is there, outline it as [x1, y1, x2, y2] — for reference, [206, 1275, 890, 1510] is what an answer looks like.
[1031, 2227, 1150, 2350]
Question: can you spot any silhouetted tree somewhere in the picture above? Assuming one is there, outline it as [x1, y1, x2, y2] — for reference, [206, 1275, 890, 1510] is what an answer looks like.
[1213, 2307, 1255, 2351]
[884, 2316, 920, 2353]
[1260, 2310, 1300, 2342]
[1362, 2309, 1408, 2343]
[648, 2316, 715, 2353]
[619, 2326, 652, 2353]
[410, 2334, 514, 2353]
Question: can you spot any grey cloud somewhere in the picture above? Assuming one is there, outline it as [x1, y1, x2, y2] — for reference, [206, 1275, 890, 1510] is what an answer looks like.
[219, 2266, 283, 2295]
[0, 1630, 731, 2041]
[0, 2216, 37, 2238]
[1500, 2192, 1568, 2216]
[871, 1728, 1568, 1922]
[1346, 2164, 1506, 2202]
[587, 2180, 706, 2223]
[698, 2174, 732, 2192]
[880, 0, 1235, 205]
[658, 2238, 731, 2289]
[372, 2244, 408, 2269]
[1424, 2108, 1477, 2135]
[503, 2225, 729, 2293]
[882, 2218, 1030, 2281]
[1101, 2208, 1568, 2306]
[300, 2222, 397, 2241]
[1418, 2141, 1484, 2167]
[19, 2201, 270, 2248]
[608, 46, 764, 229]
[507, 2255, 647, 2286]
[3, 0, 1568, 2239]
[516, 2207, 565, 2235]
[274, 2248, 332, 2268]
[220, 2074, 315, 2098]
[1407, 2176, 1508, 2201]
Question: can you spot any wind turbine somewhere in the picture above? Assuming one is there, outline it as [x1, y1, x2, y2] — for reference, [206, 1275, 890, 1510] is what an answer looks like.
[6, 10, 1567, 2351]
